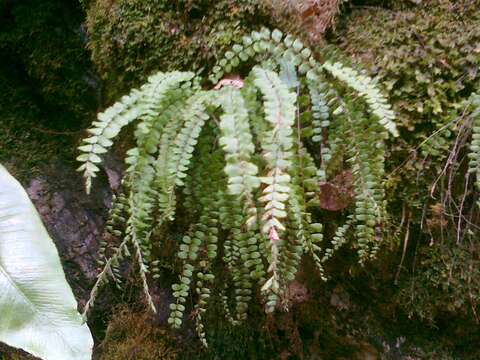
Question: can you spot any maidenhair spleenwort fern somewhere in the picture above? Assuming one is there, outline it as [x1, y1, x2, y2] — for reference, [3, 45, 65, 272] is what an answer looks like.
[78, 27, 397, 347]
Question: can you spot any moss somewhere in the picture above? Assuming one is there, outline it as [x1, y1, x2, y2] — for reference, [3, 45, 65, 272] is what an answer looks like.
[96, 306, 177, 360]
[336, 0, 480, 130]
[0, 0, 96, 126]
[0, 75, 77, 180]
[335, 0, 480, 327]
[0, 0, 97, 178]
[85, 0, 275, 101]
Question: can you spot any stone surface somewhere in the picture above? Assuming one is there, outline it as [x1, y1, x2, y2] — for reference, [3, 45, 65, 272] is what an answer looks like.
[25, 161, 113, 305]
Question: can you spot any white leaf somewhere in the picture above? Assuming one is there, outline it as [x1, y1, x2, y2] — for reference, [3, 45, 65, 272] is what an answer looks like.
[0, 165, 93, 360]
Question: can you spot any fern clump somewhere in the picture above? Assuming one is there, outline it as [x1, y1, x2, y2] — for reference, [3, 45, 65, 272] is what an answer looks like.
[78, 28, 397, 345]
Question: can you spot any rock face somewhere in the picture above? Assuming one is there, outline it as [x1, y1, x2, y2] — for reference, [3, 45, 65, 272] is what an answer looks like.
[25, 161, 116, 305]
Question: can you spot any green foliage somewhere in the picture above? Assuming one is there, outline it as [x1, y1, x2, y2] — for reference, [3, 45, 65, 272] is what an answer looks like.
[0, 0, 96, 177]
[337, 0, 480, 198]
[336, 0, 480, 323]
[78, 28, 397, 346]
[338, 0, 480, 131]
[468, 93, 480, 201]
[397, 93, 480, 323]
[0, 165, 93, 360]
[398, 241, 480, 323]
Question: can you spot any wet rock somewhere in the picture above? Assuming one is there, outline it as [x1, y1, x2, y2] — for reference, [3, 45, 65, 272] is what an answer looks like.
[149, 286, 176, 326]
[102, 154, 123, 192]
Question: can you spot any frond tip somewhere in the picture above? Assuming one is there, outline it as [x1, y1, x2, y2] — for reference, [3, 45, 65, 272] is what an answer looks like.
[77, 71, 195, 193]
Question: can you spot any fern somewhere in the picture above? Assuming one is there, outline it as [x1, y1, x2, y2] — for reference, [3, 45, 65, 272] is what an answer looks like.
[78, 28, 397, 346]
[251, 66, 296, 308]
[468, 93, 480, 206]
[215, 87, 260, 226]
[322, 61, 398, 138]
[468, 94, 480, 175]
[78, 72, 195, 193]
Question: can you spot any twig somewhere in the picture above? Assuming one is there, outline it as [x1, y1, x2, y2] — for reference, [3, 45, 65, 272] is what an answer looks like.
[395, 215, 410, 285]
[457, 172, 470, 244]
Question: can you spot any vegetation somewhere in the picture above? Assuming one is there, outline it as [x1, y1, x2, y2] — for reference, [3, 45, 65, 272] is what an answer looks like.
[0, 0, 96, 179]
[1, 0, 480, 358]
[85, 0, 274, 101]
[95, 306, 176, 360]
[77, 28, 398, 346]
[336, 0, 480, 325]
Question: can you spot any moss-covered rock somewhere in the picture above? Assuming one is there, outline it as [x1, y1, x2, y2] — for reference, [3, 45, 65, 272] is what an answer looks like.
[0, 0, 97, 178]
[96, 307, 177, 360]
[0, 0, 96, 127]
[85, 0, 275, 101]
[335, 0, 480, 326]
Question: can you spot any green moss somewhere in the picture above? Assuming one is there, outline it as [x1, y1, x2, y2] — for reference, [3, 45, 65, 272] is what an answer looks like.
[0, 0, 96, 178]
[85, 0, 274, 101]
[335, 0, 480, 325]
[0, 73, 76, 180]
[0, 0, 96, 126]
[96, 307, 177, 360]
[337, 0, 480, 130]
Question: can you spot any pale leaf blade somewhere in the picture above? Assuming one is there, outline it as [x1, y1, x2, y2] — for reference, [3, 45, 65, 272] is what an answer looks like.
[0, 165, 93, 360]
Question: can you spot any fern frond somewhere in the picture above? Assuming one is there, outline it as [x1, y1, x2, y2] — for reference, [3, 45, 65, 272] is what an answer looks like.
[468, 94, 480, 199]
[251, 66, 296, 309]
[215, 87, 260, 228]
[210, 28, 320, 86]
[82, 236, 130, 318]
[77, 71, 195, 193]
[322, 61, 398, 138]
[307, 78, 332, 181]
[78, 28, 399, 347]
[124, 88, 196, 304]
[156, 91, 211, 222]
[322, 216, 353, 263]
[130, 229, 157, 313]
[341, 97, 385, 262]
[153, 110, 187, 215]
[289, 142, 326, 279]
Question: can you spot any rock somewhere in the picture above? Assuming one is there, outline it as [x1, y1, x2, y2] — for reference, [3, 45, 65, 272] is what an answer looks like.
[150, 286, 176, 326]
[102, 154, 124, 192]
[25, 162, 112, 304]
[319, 170, 354, 211]
[288, 280, 309, 305]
